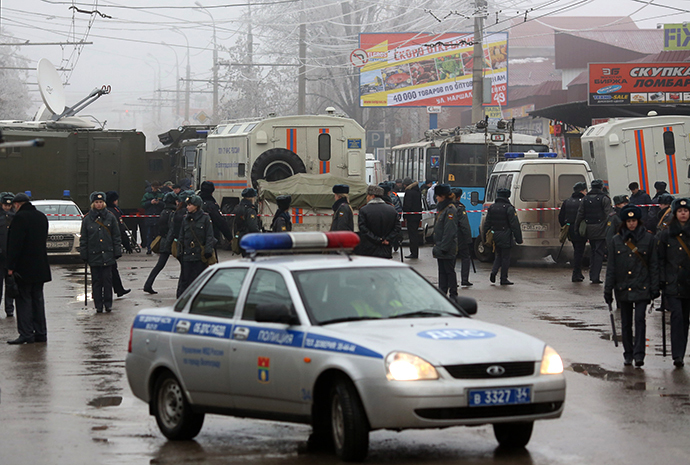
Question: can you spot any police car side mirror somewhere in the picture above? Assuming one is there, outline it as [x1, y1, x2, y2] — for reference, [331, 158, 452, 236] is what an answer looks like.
[255, 303, 300, 325]
[453, 296, 477, 315]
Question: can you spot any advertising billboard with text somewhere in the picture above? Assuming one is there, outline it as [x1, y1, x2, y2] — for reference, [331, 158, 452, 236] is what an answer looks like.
[589, 62, 690, 105]
[359, 32, 508, 108]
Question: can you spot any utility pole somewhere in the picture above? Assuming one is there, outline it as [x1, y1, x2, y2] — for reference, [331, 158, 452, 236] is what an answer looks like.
[161, 42, 180, 119]
[298, 23, 306, 115]
[471, 0, 487, 124]
[172, 27, 191, 123]
[194, 2, 218, 123]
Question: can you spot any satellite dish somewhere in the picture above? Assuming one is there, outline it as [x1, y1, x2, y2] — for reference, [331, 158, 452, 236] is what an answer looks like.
[37, 59, 66, 116]
[33, 104, 52, 122]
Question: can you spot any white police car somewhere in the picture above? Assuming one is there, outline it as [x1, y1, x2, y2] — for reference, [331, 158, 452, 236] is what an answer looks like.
[125, 232, 565, 462]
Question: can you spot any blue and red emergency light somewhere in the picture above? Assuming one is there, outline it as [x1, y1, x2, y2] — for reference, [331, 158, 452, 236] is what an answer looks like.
[504, 152, 558, 159]
[240, 231, 360, 252]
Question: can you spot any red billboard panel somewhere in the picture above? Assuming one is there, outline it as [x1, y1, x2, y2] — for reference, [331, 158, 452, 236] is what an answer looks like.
[589, 63, 690, 105]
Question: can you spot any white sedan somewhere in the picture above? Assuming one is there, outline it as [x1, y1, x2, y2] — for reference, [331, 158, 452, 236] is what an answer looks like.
[33, 200, 83, 256]
[125, 232, 565, 462]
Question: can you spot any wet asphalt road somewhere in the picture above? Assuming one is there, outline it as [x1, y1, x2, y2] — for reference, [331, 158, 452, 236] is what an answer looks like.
[0, 247, 689, 465]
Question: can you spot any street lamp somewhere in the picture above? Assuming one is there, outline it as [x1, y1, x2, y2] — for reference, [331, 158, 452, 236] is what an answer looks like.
[194, 1, 218, 124]
[172, 26, 191, 123]
[161, 41, 180, 120]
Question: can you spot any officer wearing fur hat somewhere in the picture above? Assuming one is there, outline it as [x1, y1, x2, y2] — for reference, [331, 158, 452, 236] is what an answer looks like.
[605, 205, 659, 367]
[559, 181, 588, 282]
[331, 184, 354, 232]
[483, 188, 522, 285]
[657, 197, 690, 367]
[355, 185, 400, 258]
[80, 191, 122, 313]
[199, 181, 233, 244]
[647, 194, 674, 235]
[575, 179, 614, 284]
[606, 195, 629, 247]
[143, 192, 179, 294]
[178, 195, 216, 294]
[433, 184, 458, 297]
[271, 195, 292, 232]
[0, 192, 15, 317]
[231, 188, 260, 256]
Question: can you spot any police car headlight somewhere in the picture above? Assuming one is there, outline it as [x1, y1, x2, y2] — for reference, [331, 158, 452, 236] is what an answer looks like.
[540, 345, 564, 375]
[385, 352, 439, 381]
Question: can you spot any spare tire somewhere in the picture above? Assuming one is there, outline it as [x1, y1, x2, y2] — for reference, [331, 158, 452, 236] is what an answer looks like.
[250, 148, 307, 189]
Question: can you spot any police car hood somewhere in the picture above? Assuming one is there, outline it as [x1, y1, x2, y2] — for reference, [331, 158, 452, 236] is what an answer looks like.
[321, 317, 546, 365]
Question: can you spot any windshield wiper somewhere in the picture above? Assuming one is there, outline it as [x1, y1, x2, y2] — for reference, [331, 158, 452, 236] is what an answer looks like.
[319, 316, 380, 325]
[389, 310, 462, 319]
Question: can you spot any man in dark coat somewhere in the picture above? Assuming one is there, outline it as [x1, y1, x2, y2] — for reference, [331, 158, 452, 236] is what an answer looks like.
[355, 185, 401, 259]
[271, 195, 292, 232]
[649, 194, 674, 235]
[433, 184, 458, 297]
[331, 184, 354, 232]
[140, 181, 164, 254]
[199, 181, 233, 244]
[651, 180, 669, 203]
[559, 181, 588, 282]
[575, 179, 614, 284]
[232, 187, 260, 256]
[106, 191, 131, 297]
[452, 187, 473, 286]
[483, 188, 522, 285]
[6, 193, 51, 344]
[628, 181, 653, 223]
[0, 192, 15, 316]
[402, 178, 423, 259]
[143, 192, 179, 294]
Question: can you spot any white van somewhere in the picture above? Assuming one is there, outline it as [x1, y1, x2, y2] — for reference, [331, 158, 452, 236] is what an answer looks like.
[365, 153, 383, 185]
[476, 152, 594, 262]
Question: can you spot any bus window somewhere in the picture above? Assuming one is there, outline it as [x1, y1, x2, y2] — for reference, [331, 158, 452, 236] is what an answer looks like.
[318, 133, 331, 161]
[427, 147, 440, 181]
[486, 175, 498, 202]
[444, 144, 487, 187]
[412, 148, 419, 180]
[520, 174, 550, 202]
[558, 174, 585, 201]
[418, 148, 424, 181]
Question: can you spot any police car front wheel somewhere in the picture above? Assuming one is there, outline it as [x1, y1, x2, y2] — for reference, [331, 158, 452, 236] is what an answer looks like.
[152, 371, 205, 440]
[330, 379, 370, 462]
[493, 421, 533, 448]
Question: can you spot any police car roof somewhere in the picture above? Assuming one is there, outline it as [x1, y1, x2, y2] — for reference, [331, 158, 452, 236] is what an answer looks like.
[225, 254, 408, 272]
[32, 199, 80, 206]
[492, 158, 591, 172]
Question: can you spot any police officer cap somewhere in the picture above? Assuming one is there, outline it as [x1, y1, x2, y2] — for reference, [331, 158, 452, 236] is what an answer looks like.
[332, 184, 349, 194]
[12, 192, 30, 203]
[89, 191, 106, 203]
[1, 192, 14, 205]
[241, 187, 257, 198]
[573, 181, 587, 192]
[451, 187, 463, 197]
[179, 190, 195, 203]
[612, 194, 629, 205]
[378, 182, 392, 194]
[672, 197, 690, 214]
[620, 205, 642, 221]
[186, 195, 203, 208]
[591, 179, 604, 189]
[655, 181, 667, 190]
[497, 188, 511, 199]
[658, 194, 674, 206]
[435, 184, 452, 196]
[276, 194, 291, 210]
[163, 192, 179, 205]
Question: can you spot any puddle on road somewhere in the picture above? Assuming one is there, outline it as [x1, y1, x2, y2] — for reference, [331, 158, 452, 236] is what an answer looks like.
[88, 396, 123, 408]
[536, 313, 615, 343]
[570, 363, 627, 382]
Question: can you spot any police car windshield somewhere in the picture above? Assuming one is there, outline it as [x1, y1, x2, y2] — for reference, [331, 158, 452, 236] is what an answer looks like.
[293, 267, 464, 325]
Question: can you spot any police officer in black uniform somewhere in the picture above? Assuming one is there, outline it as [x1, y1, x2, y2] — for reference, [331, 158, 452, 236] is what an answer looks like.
[403, 178, 423, 259]
[331, 184, 354, 231]
[648, 194, 674, 235]
[658, 197, 690, 367]
[451, 187, 473, 286]
[575, 179, 614, 284]
[0, 192, 15, 316]
[200, 181, 234, 245]
[232, 187, 260, 256]
[433, 184, 458, 297]
[484, 188, 522, 285]
[105, 191, 132, 297]
[607, 195, 629, 247]
[355, 185, 401, 259]
[559, 181, 588, 282]
[604, 205, 659, 367]
[271, 195, 292, 232]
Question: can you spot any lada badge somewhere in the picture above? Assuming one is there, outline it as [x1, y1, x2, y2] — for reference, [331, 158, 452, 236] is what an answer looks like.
[417, 329, 496, 340]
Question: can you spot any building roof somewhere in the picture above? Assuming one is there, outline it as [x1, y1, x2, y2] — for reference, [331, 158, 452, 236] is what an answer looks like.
[629, 50, 690, 63]
[510, 80, 564, 101]
[509, 57, 561, 87]
[506, 16, 638, 49]
[554, 32, 652, 69]
[560, 30, 663, 55]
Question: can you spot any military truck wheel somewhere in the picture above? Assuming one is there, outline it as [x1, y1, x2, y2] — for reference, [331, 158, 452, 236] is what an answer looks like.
[250, 148, 306, 189]
[474, 236, 494, 262]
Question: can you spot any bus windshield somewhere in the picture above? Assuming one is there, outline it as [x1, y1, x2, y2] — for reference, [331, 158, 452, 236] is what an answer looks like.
[444, 144, 487, 187]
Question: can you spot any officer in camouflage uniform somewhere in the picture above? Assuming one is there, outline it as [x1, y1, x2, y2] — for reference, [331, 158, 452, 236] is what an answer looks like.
[483, 188, 522, 285]
[559, 181, 588, 282]
[433, 184, 458, 297]
[331, 184, 354, 231]
[575, 179, 614, 284]
[271, 195, 292, 232]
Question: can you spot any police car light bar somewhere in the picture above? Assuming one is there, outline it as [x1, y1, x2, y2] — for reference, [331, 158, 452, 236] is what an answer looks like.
[240, 231, 360, 252]
[504, 152, 558, 159]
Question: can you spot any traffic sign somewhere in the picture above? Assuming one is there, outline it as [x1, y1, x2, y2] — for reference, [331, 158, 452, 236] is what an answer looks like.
[350, 49, 368, 68]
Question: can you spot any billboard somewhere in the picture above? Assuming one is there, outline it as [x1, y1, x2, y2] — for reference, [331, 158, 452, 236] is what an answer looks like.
[359, 32, 508, 108]
[664, 24, 690, 51]
[588, 63, 690, 106]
